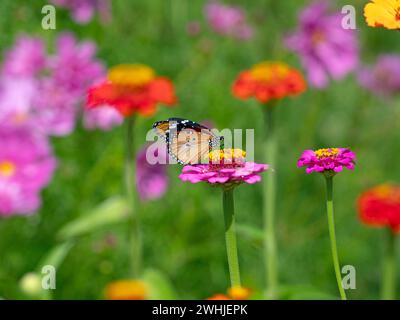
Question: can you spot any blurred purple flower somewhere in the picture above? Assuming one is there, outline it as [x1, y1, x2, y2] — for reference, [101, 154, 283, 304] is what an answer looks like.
[83, 105, 124, 131]
[51, 0, 111, 24]
[0, 127, 56, 216]
[285, 1, 359, 88]
[205, 1, 253, 40]
[358, 55, 400, 98]
[2, 36, 46, 77]
[136, 143, 168, 202]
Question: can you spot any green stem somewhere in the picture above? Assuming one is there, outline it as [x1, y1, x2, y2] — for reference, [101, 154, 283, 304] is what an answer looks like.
[263, 107, 278, 299]
[382, 228, 397, 300]
[325, 176, 347, 300]
[125, 116, 141, 278]
[222, 188, 241, 287]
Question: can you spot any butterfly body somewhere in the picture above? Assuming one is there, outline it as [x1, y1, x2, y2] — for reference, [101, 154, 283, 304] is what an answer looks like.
[152, 118, 223, 165]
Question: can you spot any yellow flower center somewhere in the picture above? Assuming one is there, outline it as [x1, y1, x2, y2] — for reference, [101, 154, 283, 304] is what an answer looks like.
[374, 184, 392, 198]
[227, 286, 251, 300]
[311, 30, 325, 45]
[108, 64, 155, 87]
[13, 112, 29, 124]
[208, 148, 246, 163]
[0, 161, 16, 177]
[105, 280, 147, 300]
[250, 61, 290, 82]
[315, 148, 340, 159]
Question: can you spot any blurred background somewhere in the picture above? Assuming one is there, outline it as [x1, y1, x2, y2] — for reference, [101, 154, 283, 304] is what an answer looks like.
[0, 0, 399, 299]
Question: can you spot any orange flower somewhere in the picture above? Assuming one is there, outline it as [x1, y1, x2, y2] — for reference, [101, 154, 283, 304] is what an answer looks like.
[207, 294, 231, 300]
[227, 286, 251, 300]
[105, 279, 147, 300]
[206, 286, 251, 300]
[358, 184, 400, 233]
[87, 64, 177, 117]
[232, 61, 306, 104]
[364, 0, 400, 30]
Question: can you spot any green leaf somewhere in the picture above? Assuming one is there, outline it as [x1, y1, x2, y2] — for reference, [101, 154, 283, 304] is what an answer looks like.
[37, 241, 75, 271]
[142, 269, 178, 300]
[278, 285, 338, 300]
[57, 196, 129, 240]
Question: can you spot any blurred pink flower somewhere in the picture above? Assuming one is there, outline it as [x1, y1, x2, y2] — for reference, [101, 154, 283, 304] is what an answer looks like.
[33, 79, 79, 136]
[0, 127, 56, 216]
[83, 105, 124, 131]
[179, 149, 268, 189]
[0, 33, 106, 136]
[51, 0, 111, 24]
[49, 33, 105, 96]
[136, 144, 169, 201]
[205, 1, 253, 40]
[0, 77, 36, 120]
[2, 36, 46, 77]
[297, 148, 356, 175]
[285, 1, 359, 88]
[358, 55, 400, 98]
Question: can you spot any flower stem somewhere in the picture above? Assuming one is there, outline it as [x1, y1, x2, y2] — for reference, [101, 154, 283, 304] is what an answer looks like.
[222, 188, 241, 287]
[263, 107, 278, 299]
[381, 228, 397, 300]
[125, 116, 142, 278]
[325, 176, 347, 300]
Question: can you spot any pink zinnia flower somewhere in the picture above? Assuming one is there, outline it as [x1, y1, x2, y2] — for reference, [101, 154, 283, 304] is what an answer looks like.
[0, 128, 56, 216]
[358, 54, 400, 98]
[83, 105, 124, 131]
[297, 148, 356, 175]
[50, 0, 111, 24]
[179, 149, 268, 189]
[285, 1, 359, 88]
[136, 144, 169, 201]
[205, 1, 253, 40]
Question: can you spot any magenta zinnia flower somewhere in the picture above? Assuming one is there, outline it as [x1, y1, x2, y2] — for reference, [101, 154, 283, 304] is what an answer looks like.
[179, 149, 268, 189]
[178, 148, 268, 287]
[205, 1, 253, 40]
[0, 128, 56, 216]
[358, 55, 400, 98]
[285, 0, 359, 88]
[297, 148, 356, 175]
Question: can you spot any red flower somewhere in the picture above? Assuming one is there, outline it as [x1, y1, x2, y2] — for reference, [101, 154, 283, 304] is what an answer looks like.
[358, 184, 400, 233]
[232, 61, 306, 104]
[87, 64, 176, 117]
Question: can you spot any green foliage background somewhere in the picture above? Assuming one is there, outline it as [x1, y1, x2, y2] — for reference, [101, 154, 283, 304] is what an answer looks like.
[0, 0, 399, 299]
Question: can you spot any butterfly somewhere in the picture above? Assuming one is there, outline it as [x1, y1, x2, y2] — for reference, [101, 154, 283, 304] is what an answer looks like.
[152, 118, 223, 165]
